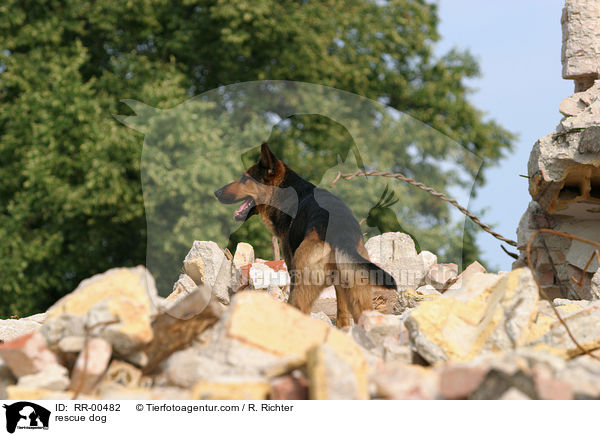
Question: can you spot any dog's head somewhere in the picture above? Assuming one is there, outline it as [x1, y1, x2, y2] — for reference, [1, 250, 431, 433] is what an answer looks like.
[214, 142, 285, 222]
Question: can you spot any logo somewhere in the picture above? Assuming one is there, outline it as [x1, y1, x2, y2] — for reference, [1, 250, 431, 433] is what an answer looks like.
[2, 402, 50, 433]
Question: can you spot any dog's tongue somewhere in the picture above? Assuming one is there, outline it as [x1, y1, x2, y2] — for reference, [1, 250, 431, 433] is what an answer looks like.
[234, 198, 253, 220]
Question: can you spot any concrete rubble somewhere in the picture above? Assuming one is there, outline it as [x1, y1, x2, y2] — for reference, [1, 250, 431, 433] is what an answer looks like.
[516, 0, 600, 301]
[1, 232, 600, 400]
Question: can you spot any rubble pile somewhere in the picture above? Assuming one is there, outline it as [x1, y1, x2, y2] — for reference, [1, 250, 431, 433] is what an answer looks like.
[1, 232, 600, 400]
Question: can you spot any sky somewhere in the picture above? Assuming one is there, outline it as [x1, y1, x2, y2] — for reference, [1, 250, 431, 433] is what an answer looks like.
[435, 0, 572, 271]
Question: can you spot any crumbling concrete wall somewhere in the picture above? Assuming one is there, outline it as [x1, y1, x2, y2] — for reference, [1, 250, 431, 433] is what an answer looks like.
[516, 0, 600, 300]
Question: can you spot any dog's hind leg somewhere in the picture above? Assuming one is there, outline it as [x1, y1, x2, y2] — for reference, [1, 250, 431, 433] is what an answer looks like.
[333, 243, 374, 323]
[289, 231, 332, 314]
[346, 282, 373, 323]
[333, 285, 353, 328]
[334, 272, 373, 324]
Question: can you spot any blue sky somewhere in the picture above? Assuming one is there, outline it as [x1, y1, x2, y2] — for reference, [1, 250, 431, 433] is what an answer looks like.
[436, 0, 572, 270]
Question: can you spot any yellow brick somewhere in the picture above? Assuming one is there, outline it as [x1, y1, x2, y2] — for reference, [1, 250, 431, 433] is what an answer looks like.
[408, 269, 538, 362]
[227, 292, 329, 358]
[106, 297, 153, 345]
[525, 303, 584, 343]
[46, 268, 153, 319]
[324, 329, 369, 399]
[184, 258, 205, 285]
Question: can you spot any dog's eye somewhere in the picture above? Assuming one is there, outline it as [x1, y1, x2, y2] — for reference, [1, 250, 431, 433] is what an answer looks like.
[239, 174, 250, 183]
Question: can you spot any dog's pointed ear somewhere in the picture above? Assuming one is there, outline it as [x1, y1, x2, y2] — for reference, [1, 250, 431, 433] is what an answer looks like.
[259, 142, 277, 170]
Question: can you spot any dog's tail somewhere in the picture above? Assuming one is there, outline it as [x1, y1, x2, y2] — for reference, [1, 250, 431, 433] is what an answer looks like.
[334, 247, 397, 290]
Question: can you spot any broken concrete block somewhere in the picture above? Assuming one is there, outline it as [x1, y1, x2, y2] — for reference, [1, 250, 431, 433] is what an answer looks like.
[358, 311, 402, 347]
[22, 313, 47, 324]
[560, 93, 590, 117]
[307, 344, 365, 400]
[365, 232, 417, 263]
[162, 317, 304, 388]
[364, 237, 434, 292]
[17, 364, 70, 391]
[562, 0, 600, 89]
[307, 344, 354, 400]
[40, 314, 85, 348]
[84, 297, 153, 356]
[556, 355, 600, 398]
[184, 241, 225, 285]
[57, 336, 85, 354]
[526, 301, 600, 359]
[381, 338, 413, 364]
[233, 242, 254, 269]
[405, 268, 538, 364]
[424, 263, 458, 290]
[372, 362, 439, 399]
[451, 349, 568, 400]
[0, 319, 41, 344]
[226, 292, 329, 358]
[70, 338, 112, 395]
[0, 332, 59, 378]
[183, 241, 232, 304]
[167, 274, 197, 305]
[162, 349, 228, 388]
[41, 267, 159, 357]
[418, 251, 438, 271]
[191, 378, 270, 400]
[347, 325, 376, 352]
[46, 266, 160, 319]
[447, 261, 487, 291]
[525, 300, 589, 345]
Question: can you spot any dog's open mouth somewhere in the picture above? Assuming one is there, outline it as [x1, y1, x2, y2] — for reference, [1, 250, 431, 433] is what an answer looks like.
[234, 197, 255, 221]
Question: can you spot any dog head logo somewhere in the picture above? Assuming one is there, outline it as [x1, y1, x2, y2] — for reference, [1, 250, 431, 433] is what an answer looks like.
[3, 402, 51, 433]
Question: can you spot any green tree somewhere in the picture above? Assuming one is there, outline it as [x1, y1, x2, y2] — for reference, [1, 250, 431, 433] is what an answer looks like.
[0, 0, 513, 317]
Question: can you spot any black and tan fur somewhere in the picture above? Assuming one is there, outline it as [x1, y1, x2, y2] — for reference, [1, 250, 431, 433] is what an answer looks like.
[214, 143, 397, 327]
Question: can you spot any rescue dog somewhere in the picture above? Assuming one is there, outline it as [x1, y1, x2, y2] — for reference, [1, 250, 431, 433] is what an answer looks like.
[214, 143, 397, 326]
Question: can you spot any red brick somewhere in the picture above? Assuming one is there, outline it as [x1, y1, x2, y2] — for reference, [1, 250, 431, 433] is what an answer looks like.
[439, 365, 487, 400]
[0, 332, 59, 378]
[535, 375, 573, 400]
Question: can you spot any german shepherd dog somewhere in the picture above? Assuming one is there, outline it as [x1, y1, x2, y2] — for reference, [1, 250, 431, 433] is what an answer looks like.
[214, 143, 397, 327]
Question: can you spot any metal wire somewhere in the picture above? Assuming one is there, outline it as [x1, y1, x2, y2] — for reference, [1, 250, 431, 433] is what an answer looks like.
[330, 170, 518, 247]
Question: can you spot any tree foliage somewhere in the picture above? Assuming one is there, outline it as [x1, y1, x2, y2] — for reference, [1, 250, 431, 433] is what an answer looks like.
[0, 0, 513, 317]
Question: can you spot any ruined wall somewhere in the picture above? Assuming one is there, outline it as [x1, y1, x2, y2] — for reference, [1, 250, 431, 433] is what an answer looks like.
[516, 0, 600, 300]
